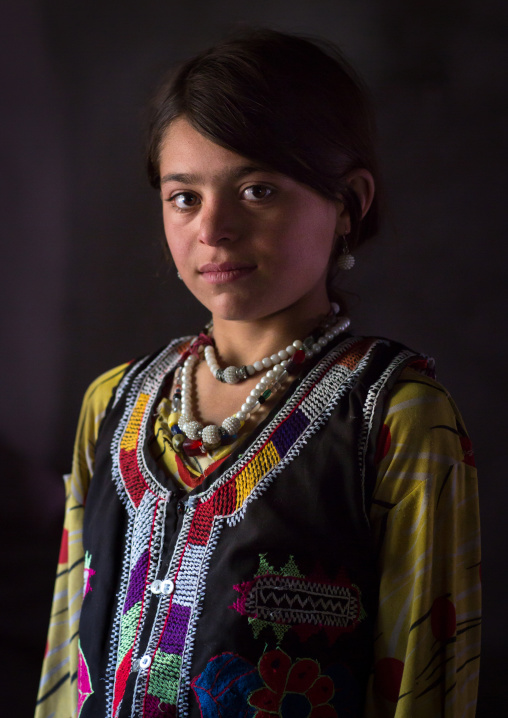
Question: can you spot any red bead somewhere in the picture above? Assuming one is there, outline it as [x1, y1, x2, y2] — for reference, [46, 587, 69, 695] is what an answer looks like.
[293, 349, 306, 364]
[183, 438, 205, 456]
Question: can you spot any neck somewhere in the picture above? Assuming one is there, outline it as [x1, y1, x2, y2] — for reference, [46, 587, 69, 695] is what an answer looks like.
[210, 299, 333, 367]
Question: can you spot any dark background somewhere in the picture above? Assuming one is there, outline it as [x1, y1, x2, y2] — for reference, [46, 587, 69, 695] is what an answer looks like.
[1, 0, 506, 715]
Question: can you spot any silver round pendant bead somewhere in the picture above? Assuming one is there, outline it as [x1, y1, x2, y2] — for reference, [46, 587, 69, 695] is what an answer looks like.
[223, 366, 240, 384]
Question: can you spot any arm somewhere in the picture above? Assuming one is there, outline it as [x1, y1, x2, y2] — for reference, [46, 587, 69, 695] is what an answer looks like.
[364, 368, 481, 717]
[35, 364, 128, 718]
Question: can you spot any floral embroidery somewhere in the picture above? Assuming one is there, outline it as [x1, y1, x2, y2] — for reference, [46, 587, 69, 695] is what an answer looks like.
[248, 648, 337, 717]
[231, 555, 364, 645]
[190, 652, 263, 717]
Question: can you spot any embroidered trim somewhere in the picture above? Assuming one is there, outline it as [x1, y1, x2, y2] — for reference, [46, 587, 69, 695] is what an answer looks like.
[357, 348, 415, 523]
[77, 640, 93, 717]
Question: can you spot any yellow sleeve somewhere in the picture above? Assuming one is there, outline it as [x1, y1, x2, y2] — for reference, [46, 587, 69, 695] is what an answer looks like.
[364, 367, 481, 717]
[35, 364, 129, 718]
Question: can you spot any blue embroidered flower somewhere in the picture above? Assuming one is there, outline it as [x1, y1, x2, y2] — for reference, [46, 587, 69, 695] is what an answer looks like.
[191, 652, 263, 717]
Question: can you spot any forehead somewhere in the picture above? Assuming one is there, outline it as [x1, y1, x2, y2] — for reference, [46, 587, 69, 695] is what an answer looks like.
[160, 118, 250, 173]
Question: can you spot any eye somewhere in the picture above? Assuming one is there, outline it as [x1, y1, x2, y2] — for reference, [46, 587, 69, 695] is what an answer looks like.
[242, 185, 274, 201]
[169, 192, 200, 211]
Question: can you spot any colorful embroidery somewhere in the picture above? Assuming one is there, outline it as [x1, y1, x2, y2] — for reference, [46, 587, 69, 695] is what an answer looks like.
[191, 652, 263, 718]
[83, 551, 95, 597]
[77, 640, 93, 716]
[232, 555, 364, 645]
[248, 648, 336, 717]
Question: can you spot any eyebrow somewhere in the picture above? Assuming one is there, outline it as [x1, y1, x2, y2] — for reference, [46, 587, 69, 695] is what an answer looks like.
[160, 165, 273, 185]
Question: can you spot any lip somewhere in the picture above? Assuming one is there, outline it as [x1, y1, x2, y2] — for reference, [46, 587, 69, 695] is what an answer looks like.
[198, 261, 256, 284]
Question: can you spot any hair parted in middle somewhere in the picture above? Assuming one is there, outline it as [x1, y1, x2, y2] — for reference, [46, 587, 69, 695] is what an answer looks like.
[147, 28, 381, 299]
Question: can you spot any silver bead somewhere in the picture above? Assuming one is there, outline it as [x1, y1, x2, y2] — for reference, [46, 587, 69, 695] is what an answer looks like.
[223, 366, 240, 384]
[237, 366, 249, 381]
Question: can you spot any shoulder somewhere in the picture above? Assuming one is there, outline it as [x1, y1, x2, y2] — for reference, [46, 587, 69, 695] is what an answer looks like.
[374, 365, 475, 501]
[384, 365, 466, 436]
[78, 337, 193, 429]
[80, 362, 131, 430]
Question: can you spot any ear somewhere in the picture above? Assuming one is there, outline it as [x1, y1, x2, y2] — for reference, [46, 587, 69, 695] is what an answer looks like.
[334, 169, 376, 235]
[347, 169, 375, 217]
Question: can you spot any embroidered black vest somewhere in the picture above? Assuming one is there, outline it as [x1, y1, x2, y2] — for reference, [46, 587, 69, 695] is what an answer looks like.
[78, 336, 425, 718]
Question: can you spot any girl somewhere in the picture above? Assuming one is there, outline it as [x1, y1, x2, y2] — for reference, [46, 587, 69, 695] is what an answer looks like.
[36, 29, 481, 718]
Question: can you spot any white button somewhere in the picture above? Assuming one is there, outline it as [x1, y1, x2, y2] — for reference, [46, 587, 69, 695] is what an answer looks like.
[139, 655, 152, 669]
[161, 579, 175, 596]
[150, 580, 162, 594]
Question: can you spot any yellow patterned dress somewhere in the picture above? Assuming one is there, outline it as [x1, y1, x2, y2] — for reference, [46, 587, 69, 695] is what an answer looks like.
[35, 346, 480, 718]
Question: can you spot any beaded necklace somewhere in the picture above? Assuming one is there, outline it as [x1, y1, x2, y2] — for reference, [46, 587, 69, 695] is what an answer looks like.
[161, 312, 350, 455]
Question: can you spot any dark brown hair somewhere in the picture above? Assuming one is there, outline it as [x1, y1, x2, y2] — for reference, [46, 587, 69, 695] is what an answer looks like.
[146, 28, 381, 298]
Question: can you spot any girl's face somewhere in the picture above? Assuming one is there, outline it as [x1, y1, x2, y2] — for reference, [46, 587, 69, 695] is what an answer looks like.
[159, 118, 346, 324]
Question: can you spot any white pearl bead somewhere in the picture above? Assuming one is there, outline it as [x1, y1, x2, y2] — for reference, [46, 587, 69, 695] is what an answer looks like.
[265, 370, 274, 381]
[272, 364, 283, 376]
[270, 354, 279, 364]
[250, 388, 259, 397]
[240, 403, 251, 414]
[318, 336, 328, 347]
[201, 424, 221, 448]
[260, 376, 269, 386]
[325, 331, 334, 341]
[278, 349, 289, 360]
[262, 357, 272, 368]
[246, 365, 256, 376]
[245, 396, 256, 407]
[222, 416, 241, 435]
[312, 343, 321, 353]
[236, 411, 248, 422]
[253, 360, 264, 371]
[185, 421, 203, 440]
[281, 359, 289, 367]
[286, 345, 296, 356]
[255, 382, 264, 391]
[293, 340, 303, 349]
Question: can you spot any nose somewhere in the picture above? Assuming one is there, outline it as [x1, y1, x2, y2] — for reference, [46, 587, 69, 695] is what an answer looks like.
[197, 197, 241, 246]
